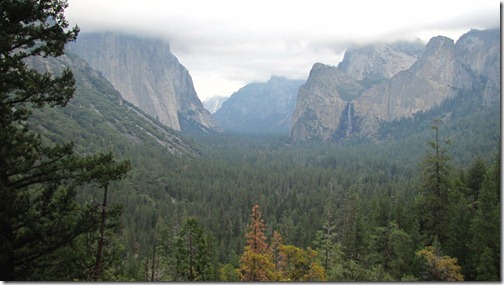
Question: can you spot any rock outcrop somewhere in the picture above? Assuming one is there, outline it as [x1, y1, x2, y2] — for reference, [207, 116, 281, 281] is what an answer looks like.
[203, 96, 228, 114]
[214, 76, 304, 134]
[69, 32, 220, 132]
[290, 29, 500, 142]
[26, 52, 201, 155]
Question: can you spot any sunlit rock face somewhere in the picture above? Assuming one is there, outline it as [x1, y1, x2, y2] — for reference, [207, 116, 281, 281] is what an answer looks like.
[290, 29, 500, 142]
[70, 32, 220, 132]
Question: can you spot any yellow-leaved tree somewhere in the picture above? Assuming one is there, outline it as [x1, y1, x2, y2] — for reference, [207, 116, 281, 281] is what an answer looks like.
[237, 204, 278, 281]
[416, 246, 464, 281]
[237, 205, 326, 281]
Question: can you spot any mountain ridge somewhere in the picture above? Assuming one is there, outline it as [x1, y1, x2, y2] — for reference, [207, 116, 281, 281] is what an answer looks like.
[290, 28, 500, 142]
[203, 95, 229, 114]
[214, 76, 304, 134]
[68, 32, 220, 133]
[26, 51, 200, 156]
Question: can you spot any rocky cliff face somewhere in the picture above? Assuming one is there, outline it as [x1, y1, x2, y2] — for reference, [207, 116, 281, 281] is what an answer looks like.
[290, 29, 500, 142]
[26, 52, 201, 155]
[454, 29, 500, 106]
[203, 96, 228, 114]
[214, 76, 304, 134]
[338, 41, 424, 84]
[69, 32, 220, 132]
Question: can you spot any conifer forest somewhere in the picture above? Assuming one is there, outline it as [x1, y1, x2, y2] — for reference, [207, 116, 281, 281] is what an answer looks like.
[0, 0, 500, 281]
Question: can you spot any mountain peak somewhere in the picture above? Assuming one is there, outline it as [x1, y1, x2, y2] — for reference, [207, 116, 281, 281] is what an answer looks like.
[214, 77, 304, 134]
[69, 32, 220, 133]
[290, 28, 500, 142]
[338, 41, 424, 83]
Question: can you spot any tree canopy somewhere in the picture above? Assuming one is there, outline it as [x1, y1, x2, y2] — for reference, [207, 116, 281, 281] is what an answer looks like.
[0, 0, 130, 280]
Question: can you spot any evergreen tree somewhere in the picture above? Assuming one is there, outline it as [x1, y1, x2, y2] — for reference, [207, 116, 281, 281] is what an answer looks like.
[367, 221, 414, 279]
[84, 153, 131, 281]
[237, 204, 277, 281]
[415, 245, 464, 281]
[245, 204, 269, 254]
[277, 245, 326, 281]
[173, 217, 213, 281]
[270, 230, 284, 271]
[338, 191, 364, 260]
[443, 172, 474, 280]
[417, 119, 452, 244]
[0, 0, 130, 280]
[466, 157, 487, 201]
[468, 153, 500, 281]
[313, 217, 338, 272]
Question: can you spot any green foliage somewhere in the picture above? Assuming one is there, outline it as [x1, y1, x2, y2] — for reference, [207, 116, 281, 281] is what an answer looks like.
[173, 217, 215, 281]
[0, 0, 132, 280]
[278, 245, 326, 281]
[468, 154, 500, 281]
[5, 4, 497, 279]
[415, 245, 464, 281]
[219, 263, 239, 281]
[366, 222, 414, 279]
[417, 119, 452, 244]
[313, 217, 339, 272]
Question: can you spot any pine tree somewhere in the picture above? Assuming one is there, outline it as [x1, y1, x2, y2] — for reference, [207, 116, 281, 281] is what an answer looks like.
[417, 119, 452, 244]
[339, 191, 364, 260]
[237, 204, 277, 281]
[0, 1, 130, 280]
[270, 231, 283, 271]
[173, 217, 213, 281]
[415, 245, 464, 281]
[245, 204, 268, 254]
[466, 157, 487, 201]
[313, 217, 338, 272]
[84, 154, 131, 281]
[367, 221, 413, 279]
[277, 245, 326, 281]
[468, 153, 500, 281]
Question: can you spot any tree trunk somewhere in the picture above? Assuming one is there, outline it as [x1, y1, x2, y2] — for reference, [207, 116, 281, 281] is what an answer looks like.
[93, 184, 108, 281]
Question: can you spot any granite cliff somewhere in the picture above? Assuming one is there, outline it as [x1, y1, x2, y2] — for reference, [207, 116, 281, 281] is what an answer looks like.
[26, 52, 200, 155]
[69, 32, 220, 133]
[203, 96, 228, 114]
[214, 76, 304, 134]
[290, 29, 500, 142]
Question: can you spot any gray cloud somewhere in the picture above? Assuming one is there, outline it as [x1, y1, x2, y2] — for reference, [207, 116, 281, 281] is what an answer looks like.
[66, 0, 500, 100]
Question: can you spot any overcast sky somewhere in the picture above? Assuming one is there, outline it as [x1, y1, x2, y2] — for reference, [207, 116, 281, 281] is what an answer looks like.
[66, 0, 500, 101]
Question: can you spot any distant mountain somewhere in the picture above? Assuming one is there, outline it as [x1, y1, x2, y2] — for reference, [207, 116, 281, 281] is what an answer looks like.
[26, 51, 200, 156]
[338, 40, 424, 86]
[290, 29, 500, 142]
[68, 32, 220, 133]
[214, 76, 304, 134]
[203, 96, 228, 114]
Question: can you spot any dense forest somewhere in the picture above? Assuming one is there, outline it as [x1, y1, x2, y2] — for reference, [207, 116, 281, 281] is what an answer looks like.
[0, 0, 500, 282]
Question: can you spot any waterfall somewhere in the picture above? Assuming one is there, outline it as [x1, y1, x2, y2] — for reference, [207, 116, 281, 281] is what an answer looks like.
[346, 102, 353, 136]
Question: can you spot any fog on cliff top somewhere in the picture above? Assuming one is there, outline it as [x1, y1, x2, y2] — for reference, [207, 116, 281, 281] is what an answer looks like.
[66, 0, 499, 101]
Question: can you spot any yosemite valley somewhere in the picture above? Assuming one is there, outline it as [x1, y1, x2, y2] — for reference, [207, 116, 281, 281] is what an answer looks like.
[0, 2, 500, 281]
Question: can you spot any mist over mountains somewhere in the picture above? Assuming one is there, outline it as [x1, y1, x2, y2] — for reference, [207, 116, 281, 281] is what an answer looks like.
[69, 33, 220, 133]
[203, 96, 228, 114]
[16, 7, 500, 279]
[213, 76, 304, 134]
[59, 28, 499, 144]
[290, 28, 500, 142]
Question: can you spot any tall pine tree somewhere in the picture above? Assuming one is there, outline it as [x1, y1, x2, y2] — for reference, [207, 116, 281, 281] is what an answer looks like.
[417, 119, 452, 245]
[0, 0, 130, 280]
[174, 217, 213, 281]
[468, 153, 500, 281]
[237, 204, 277, 281]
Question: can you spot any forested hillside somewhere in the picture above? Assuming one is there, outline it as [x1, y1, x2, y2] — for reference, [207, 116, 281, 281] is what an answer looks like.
[26, 102, 501, 281]
[1, 0, 500, 282]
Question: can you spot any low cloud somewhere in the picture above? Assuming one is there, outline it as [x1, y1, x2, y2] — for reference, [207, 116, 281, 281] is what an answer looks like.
[66, 0, 500, 100]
